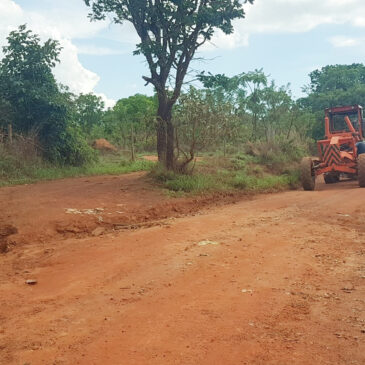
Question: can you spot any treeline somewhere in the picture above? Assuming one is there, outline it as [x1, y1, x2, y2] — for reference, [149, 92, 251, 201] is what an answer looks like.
[1, 25, 365, 168]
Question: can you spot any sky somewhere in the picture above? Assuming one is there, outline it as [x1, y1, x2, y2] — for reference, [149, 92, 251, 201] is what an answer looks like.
[1, 0, 365, 108]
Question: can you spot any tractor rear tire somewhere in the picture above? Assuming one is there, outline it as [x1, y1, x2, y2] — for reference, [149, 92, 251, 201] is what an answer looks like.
[301, 157, 315, 191]
[358, 154, 365, 188]
[324, 173, 340, 184]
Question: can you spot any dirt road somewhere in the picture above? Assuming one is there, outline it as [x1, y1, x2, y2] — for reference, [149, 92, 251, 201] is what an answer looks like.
[0, 175, 364, 364]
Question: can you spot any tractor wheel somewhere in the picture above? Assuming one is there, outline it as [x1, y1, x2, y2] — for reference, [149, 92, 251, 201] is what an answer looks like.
[357, 141, 365, 156]
[300, 157, 315, 191]
[358, 154, 365, 188]
[324, 173, 340, 184]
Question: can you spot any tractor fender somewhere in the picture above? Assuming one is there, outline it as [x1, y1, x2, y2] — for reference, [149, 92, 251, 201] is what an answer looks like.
[356, 141, 365, 156]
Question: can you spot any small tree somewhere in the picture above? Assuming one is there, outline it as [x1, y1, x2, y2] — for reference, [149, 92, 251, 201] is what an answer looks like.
[84, 0, 254, 169]
[74, 93, 105, 134]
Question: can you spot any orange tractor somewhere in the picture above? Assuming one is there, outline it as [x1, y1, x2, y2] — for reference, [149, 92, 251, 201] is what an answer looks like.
[301, 105, 365, 190]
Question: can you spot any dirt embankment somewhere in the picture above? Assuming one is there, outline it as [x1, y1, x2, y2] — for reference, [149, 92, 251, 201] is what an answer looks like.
[0, 172, 249, 245]
[0, 175, 364, 365]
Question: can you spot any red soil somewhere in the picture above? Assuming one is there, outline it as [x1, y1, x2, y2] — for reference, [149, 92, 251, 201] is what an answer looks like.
[0, 174, 364, 364]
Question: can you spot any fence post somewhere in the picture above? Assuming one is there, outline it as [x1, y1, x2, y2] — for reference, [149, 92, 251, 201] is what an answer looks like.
[8, 123, 13, 144]
[131, 124, 135, 161]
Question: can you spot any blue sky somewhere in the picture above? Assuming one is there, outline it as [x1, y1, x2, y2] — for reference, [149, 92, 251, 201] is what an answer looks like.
[1, 0, 365, 107]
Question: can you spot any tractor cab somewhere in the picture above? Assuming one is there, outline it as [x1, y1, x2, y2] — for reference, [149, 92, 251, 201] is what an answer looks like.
[325, 105, 364, 141]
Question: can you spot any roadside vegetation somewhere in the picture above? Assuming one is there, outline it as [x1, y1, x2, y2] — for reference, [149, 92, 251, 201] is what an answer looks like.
[0, 154, 153, 187]
[151, 156, 300, 195]
[1, 21, 365, 194]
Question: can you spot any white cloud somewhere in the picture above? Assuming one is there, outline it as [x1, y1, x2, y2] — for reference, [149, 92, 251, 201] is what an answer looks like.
[77, 45, 125, 56]
[0, 0, 115, 105]
[206, 0, 365, 50]
[203, 29, 249, 51]
[53, 39, 100, 93]
[3, 0, 365, 99]
[330, 36, 363, 48]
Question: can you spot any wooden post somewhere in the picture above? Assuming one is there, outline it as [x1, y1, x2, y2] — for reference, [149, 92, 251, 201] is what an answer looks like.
[131, 124, 135, 161]
[8, 123, 12, 144]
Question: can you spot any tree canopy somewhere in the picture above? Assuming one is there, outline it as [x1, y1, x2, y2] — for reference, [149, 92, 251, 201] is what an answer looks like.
[300, 64, 365, 111]
[299, 64, 365, 139]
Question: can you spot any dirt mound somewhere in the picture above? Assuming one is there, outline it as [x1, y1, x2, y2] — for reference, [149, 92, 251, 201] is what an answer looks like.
[92, 138, 117, 152]
[0, 224, 18, 253]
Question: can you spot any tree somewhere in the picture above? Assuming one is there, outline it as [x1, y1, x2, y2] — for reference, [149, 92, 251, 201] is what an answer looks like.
[199, 69, 268, 140]
[0, 25, 61, 133]
[84, 0, 254, 169]
[306, 64, 365, 94]
[299, 63, 365, 139]
[174, 87, 224, 163]
[0, 25, 95, 165]
[199, 70, 314, 145]
[75, 93, 105, 134]
[103, 94, 157, 156]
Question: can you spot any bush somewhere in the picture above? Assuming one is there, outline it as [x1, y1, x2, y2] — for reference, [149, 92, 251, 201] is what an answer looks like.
[245, 136, 309, 174]
[45, 124, 97, 166]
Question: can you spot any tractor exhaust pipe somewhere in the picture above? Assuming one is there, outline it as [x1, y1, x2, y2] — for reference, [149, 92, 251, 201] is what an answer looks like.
[325, 117, 330, 138]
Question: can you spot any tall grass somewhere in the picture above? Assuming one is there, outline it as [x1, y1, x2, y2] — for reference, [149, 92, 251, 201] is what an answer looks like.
[0, 140, 154, 187]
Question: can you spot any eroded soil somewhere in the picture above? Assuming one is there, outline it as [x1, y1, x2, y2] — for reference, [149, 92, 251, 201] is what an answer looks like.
[0, 173, 364, 364]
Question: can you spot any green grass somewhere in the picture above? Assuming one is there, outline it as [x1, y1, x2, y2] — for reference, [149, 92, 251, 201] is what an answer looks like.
[151, 155, 300, 195]
[159, 171, 299, 194]
[165, 174, 225, 193]
[232, 171, 300, 191]
[0, 157, 154, 187]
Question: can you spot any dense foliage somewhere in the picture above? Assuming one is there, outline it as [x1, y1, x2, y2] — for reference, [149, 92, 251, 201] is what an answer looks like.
[0, 25, 94, 165]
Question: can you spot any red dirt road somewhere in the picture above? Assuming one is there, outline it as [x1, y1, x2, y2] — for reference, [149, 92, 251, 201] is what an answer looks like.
[0, 175, 364, 365]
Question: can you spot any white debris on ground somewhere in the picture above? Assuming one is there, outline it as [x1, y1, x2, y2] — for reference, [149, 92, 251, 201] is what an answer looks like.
[65, 208, 105, 215]
[197, 240, 220, 246]
[241, 289, 253, 294]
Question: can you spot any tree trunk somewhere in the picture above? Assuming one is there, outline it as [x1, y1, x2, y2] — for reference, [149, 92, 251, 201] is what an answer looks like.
[166, 119, 174, 170]
[156, 95, 174, 169]
[287, 113, 295, 140]
[157, 97, 167, 163]
[252, 114, 257, 141]
[156, 119, 166, 163]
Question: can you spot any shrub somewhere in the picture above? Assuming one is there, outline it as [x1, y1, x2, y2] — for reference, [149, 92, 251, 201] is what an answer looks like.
[245, 136, 309, 174]
[45, 124, 97, 166]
